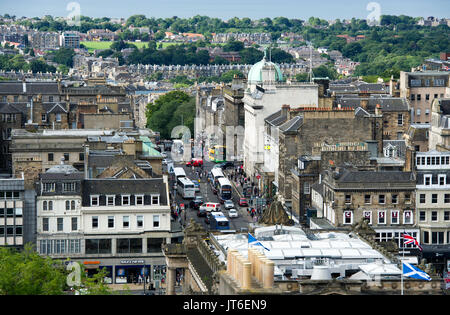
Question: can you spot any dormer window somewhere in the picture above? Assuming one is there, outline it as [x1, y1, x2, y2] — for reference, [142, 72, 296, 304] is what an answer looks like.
[106, 195, 115, 206]
[151, 195, 160, 205]
[121, 195, 130, 206]
[90, 195, 99, 207]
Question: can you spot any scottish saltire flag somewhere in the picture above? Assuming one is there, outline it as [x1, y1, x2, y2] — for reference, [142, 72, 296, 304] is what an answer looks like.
[402, 233, 423, 251]
[248, 233, 270, 251]
[403, 263, 432, 281]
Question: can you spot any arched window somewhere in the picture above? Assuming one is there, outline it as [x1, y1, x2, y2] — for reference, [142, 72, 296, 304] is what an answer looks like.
[48, 201, 53, 211]
[66, 200, 70, 210]
[71, 200, 75, 210]
[43, 201, 47, 211]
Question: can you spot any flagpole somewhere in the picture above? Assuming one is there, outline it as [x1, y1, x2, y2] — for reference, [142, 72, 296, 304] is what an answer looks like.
[401, 230, 405, 295]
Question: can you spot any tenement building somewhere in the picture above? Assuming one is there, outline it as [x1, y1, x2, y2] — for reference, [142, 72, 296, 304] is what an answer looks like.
[429, 98, 450, 151]
[36, 162, 183, 285]
[319, 168, 420, 254]
[415, 150, 450, 273]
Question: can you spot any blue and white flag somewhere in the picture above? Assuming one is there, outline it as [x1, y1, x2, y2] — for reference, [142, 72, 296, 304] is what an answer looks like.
[403, 263, 432, 281]
[248, 233, 270, 251]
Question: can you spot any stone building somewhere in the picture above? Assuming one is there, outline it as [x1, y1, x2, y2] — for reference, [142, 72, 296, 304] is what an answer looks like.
[319, 168, 419, 253]
[399, 71, 450, 124]
[429, 98, 450, 151]
[415, 150, 450, 273]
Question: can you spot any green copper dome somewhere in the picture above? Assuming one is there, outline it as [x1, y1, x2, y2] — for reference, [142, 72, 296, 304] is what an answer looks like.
[247, 50, 283, 84]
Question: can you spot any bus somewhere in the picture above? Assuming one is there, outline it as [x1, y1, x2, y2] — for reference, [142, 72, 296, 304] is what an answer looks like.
[209, 212, 230, 231]
[210, 168, 225, 188]
[209, 145, 226, 163]
[173, 167, 186, 181]
[177, 177, 195, 199]
[217, 177, 232, 202]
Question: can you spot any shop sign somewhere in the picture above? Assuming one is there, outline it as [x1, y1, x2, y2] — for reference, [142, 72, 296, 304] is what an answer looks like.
[120, 260, 145, 264]
[83, 261, 101, 265]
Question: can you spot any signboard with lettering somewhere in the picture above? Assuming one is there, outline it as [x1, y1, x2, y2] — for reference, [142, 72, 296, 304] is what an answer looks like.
[120, 260, 145, 264]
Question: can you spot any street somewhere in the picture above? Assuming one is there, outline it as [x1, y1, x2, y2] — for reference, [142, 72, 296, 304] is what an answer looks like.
[169, 157, 253, 232]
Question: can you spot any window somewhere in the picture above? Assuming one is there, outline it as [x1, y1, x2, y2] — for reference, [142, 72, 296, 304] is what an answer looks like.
[43, 183, 55, 192]
[63, 153, 69, 162]
[135, 195, 144, 206]
[424, 175, 432, 186]
[363, 211, 372, 224]
[79, 153, 84, 161]
[123, 216, 130, 228]
[43, 200, 48, 211]
[71, 217, 77, 231]
[42, 114, 47, 122]
[85, 239, 111, 254]
[108, 216, 115, 228]
[439, 175, 446, 186]
[343, 211, 353, 225]
[121, 195, 130, 206]
[426, 94, 430, 101]
[151, 195, 160, 205]
[15, 208, 22, 217]
[345, 194, 351, 204]
[48, 153, 54, 162]
[65, 200, 70, 210]
[71, 200, 75, 210]
[444, 211, 450, 221]
[57, 218, 63, 231]
[431, 211, 438, 222]
[56, 113, 61, 122]
[378, 195, 385, 204]
[117, 238, 142, 254]
[137, 215, 143, 228]
[417, 94, 421, 101]
[90, 195, 99, 207]
[48, 201, 53, 211]
[153, 215, 160, 228]
[392, 194, 398, 204]
[420, 194, 426, 204]
[405, 194, 411, 204]
[92, 216, 98, 229]
[378, 211, 386, 224]
[403, 211, 413, 224]
[63, 182, 76, 192]
[423, 231, 429, 244]
[410, 94, 415, 101]
[49, 96, 54, 102]
[434, 79, 445, 86]
[432, 194, 438, 204]
[304, 182, 310, 195]
[431, 231, 444, 244]
[364, 195, 371, 204]
[43, 218, 49, 232]
[419, 211, 426, 222]
[391, 210, 399, 225]
[397, 114, 404, 126]
[106, 195, 115, 206]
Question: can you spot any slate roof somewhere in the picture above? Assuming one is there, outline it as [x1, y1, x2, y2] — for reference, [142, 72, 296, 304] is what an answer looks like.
[336, 97, 409, 112]
[416, 170, 450, 185]
[335, 170, 415, 184]
[0, 103, 22, 113]
[81, 178, 168, 206]
[0, 82, 59, 94]
[279, 116, 303, 133]
[264, 109, 287, 126]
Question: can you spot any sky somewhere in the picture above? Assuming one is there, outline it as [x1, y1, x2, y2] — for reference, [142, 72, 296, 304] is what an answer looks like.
[0, 0, 449, 20]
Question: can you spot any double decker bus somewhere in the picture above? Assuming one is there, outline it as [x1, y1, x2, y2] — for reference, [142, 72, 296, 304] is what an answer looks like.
[173, 167, 186, 181]
[209, 145, 226, 163]
[217, 177, 232, 202]
[210, 168, 225, 188]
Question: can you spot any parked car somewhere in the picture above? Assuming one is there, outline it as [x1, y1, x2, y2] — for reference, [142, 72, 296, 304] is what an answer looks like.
[239, 198, 248, 207]
[228, 209, 238, 218]
[224, 200, 234, 210]
[189, 196, 204, 209]
[186, 158, 203, 167]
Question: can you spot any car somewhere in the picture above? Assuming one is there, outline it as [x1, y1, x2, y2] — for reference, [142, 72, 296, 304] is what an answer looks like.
[228, 209, 238, 218]
[224, 200, 234, 210]
[162, 159, 168, 165]
[204, 214, 211, 224]
[239, 198, 248, 207]
[186, 158, 203, 167]
[197, 208, 207, 217]
[199, 202, 221, 213]
[189, 196, 204, 209]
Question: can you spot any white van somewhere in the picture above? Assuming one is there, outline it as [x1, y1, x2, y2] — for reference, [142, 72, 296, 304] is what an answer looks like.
[199, 202, 221, 213]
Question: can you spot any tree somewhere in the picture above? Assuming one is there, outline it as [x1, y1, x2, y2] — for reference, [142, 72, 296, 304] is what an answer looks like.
[223, 40, 244, 52]
[53, 48, 75, 67]
[239, 47, 264, 64]
[0, 244, 67, 295]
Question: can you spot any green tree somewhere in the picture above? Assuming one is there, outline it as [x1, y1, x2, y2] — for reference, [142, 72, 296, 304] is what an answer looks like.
[53, 48, 75, 67]
[0, 244, 66, 295]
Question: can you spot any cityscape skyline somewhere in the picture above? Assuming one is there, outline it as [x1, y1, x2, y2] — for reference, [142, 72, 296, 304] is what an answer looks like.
[0, 0, 449, 21]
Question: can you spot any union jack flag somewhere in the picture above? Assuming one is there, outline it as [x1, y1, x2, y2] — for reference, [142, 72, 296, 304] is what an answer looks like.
[402, 233, 422, 251]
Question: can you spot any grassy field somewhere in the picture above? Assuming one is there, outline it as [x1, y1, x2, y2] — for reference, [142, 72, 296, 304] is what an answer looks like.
[82, 41, 149, 52]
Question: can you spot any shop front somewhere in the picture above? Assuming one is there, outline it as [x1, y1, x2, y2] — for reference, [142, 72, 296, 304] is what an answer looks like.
[82, 261, 113, 283]
[115, 260, 150, 284]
